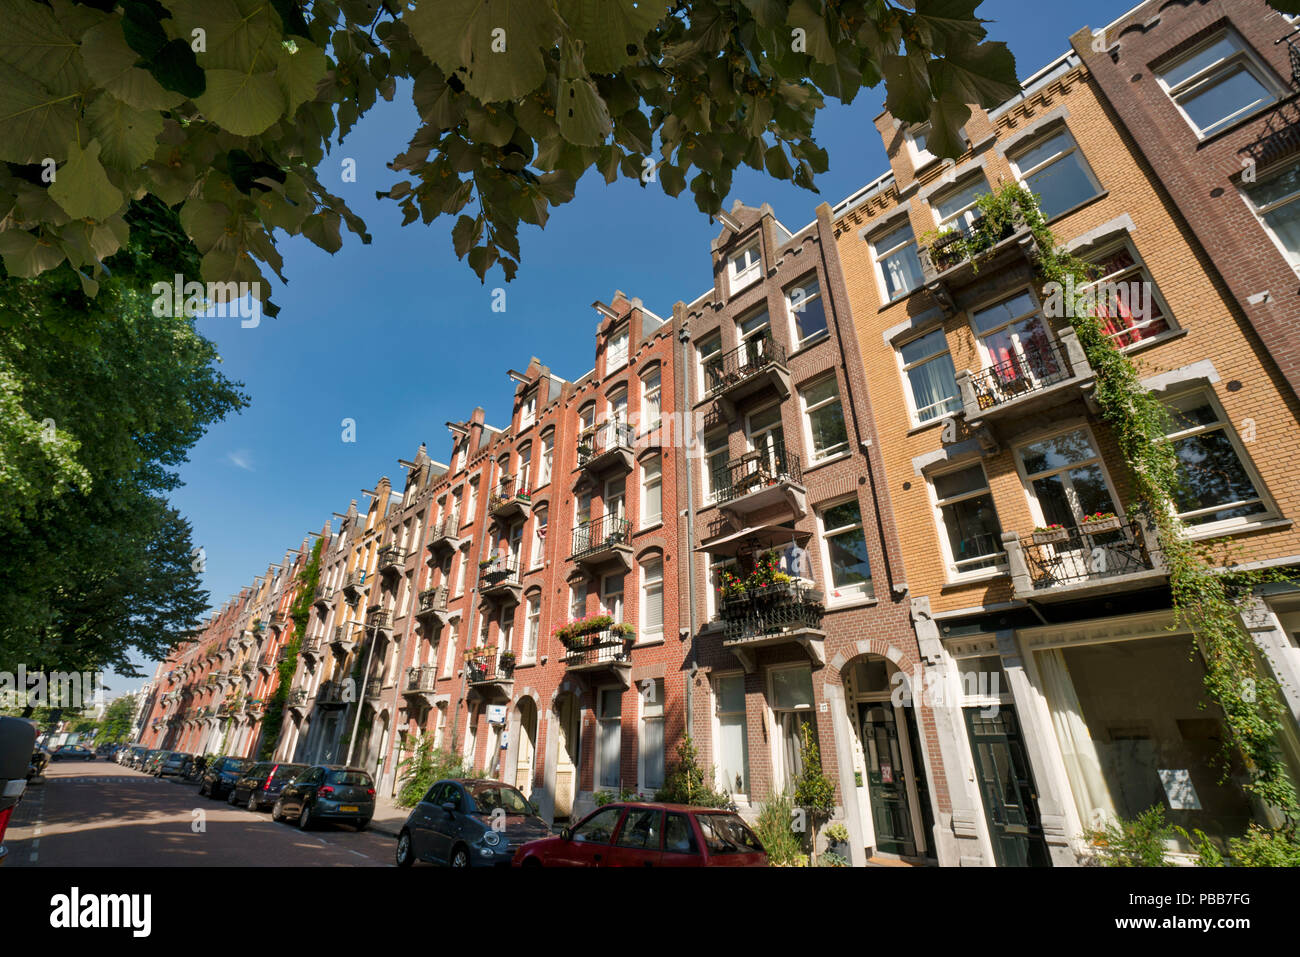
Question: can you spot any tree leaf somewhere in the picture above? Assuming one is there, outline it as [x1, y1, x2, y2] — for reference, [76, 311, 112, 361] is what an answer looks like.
[556, 0, 670, 73]
[911, 0, 991, 55]
[49, 140, 125, 222]
[86, 93, 164, 168]
[79, 19, 184, 111]
[883, 49, 932, 124]
[557, 76, 612, 146]
[0, 229, 65, 277]
[929, 37, 1019, 110]
[788, 0, 836, 66]
[0, 0, 86, 96]
[274, 38, 327, 113]
[0, 61, 79, 164]
[195, 69, 285, 136]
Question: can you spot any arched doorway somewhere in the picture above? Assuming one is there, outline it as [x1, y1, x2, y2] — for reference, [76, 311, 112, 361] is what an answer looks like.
[553, 692, 580, 819]
[511, 698, 538, 797]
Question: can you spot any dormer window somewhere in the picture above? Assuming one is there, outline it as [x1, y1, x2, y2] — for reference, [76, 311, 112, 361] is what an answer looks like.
[520, 390, 537, 429]
[728, 241, 762, 294]
[606, 326, 629, 374]
[906, 123, 938, 169]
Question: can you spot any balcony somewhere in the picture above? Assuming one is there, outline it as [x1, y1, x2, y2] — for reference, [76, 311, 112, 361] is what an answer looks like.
[315, 680, 348, 708]
[403, 666, 440, 706]
[378, 546, 408, 578]
[718, 584, 826, 673]
[710, 440, 806, 525]
[425, 514, 463, 558]
[488, 479, 531, 522]
[239, 661, 255, 677]
[415, 585, 451, 627]
[366, 607, 394, 635]
[331, 624, 357, 655]
[246, 697, 264, 715]
[257, 654, 276, 676]
[465, 653, 515, 703]
[570, 514, 633, 572]
[577, 420, 635, 476]
[920, 214, 1039, 316]
[365, 677, 383, 700]
[562, 631, 633, 688]
[342, 570, 369, 603]
[313, 585, 334, 610]
[478, 558, 523, 605]
[287, 689, 308, 712]
[269, 611, 287, 631]
[300, 636, 323, 664]
[1003, 513, 1168, 603]
[704, 333, 791, 414]
[956, 329, 1094, 433]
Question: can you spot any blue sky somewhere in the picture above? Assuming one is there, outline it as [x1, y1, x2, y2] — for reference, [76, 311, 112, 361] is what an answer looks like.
[114, 2, 1137, 693]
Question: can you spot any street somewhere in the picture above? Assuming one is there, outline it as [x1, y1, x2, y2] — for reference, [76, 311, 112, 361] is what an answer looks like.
[5, 761, 395, 867]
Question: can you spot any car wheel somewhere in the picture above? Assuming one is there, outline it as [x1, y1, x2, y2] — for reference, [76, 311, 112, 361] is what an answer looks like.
[395, 831, 413, 867]
[356, 818, 370, 831]
[449, 845, 470, 868]
[199, 781, 209, 797]
[271, 799, 284, 822]
[247, 792, 259, 812]
[226, 788, 237, 806]
[298, 803, 313, 830]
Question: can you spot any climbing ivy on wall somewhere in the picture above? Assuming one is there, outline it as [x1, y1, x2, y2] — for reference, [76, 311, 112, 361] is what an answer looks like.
[258, 537, 322, 760]
[928, 183, 1299, 835]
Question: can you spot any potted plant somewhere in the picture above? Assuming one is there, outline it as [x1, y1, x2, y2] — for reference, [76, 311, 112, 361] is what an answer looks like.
[1080, 511, 1122, 534]
[1031, 524, 1068, 545]
[720, 570, 748, 606]
[824, 821, 851, 860]
[609, 622, 635, 642]
[498, 650, 516, 675]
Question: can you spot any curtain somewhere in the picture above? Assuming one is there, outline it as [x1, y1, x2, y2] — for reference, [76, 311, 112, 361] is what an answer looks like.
[908, 354, 958, 421]
[1038, 648, 1116, 829]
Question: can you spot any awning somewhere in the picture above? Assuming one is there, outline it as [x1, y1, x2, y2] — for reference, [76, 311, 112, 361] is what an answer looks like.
[695, 523, 811, 557]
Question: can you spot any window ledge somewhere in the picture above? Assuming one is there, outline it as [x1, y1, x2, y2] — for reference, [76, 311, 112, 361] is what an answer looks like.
[825, 595, 878, 612]
[636, 521, 663, 536]
[801, 451, 853, 476]
[633, 637, 665, 649]
[1118, 327, 1188, 356]
[1042, 190, 1109, 228]
[1184, 517, 1292, 542]
[878, 288, 924, 313]
[907, 417, 951, 437]
[788, 332, 831, 360]
[942, 567, 1009, 589]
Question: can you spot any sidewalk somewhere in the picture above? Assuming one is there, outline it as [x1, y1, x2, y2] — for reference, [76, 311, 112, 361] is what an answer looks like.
[369, 794, 408, 838]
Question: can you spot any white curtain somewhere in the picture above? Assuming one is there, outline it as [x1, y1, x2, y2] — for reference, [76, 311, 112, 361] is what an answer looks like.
[1038, 648, 1116, 829]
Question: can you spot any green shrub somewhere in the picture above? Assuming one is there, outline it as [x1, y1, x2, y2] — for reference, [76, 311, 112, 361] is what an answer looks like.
[595, 787, 639, 807]
[395, 733, 470, 808]
[754, 790, 805, 866]
[1226, 826, 1300, 867]
[654, 735, 732, 808]
[1082, 806, 1176, 867]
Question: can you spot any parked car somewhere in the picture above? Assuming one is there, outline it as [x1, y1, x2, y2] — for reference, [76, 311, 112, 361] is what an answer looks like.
[26, 749, 48, 783]
[94, 744, 116, 759]
[157, 752, 193, 778]
[49, 745, 95, 762]
[142, 750, 170, 774]
[199, 756, 252, 801]
[1, 718, 38, 866]
[396, 778, 551, 867]
[512, 802, 768, 867]
[127, 747, 151, 770]
[272, 766, 374, 831]
[232, 762, 307, 811]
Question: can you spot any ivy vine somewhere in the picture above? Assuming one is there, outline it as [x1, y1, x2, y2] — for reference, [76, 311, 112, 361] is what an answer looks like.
[933, 183, 1299, 836]
[258, 537, 322, 761]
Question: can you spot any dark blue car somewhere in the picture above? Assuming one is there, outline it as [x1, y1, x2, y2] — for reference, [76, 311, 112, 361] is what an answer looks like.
[395, 778, 552, 868]
[199, 756, 252, 800]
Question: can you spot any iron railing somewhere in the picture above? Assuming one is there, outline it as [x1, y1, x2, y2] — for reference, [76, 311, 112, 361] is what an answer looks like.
[405, 666, 438, 694]
[571, 514, 632, 560]
[287, 689, 307, 708]
[720, 585, 825, 643]
[428, 514, 461, 546]
[577, 420, 635, 468]
[705, 333, 787, 398]
[316, 680, 347, 706]
[478, 558, 522, 592]
[417, 585, 448, 616]
[365, 677, 383, 699]
[489, 478, 531, 514]
[1021, 514, 1155, 590]
[563, 631, 632, 668]
[968, 336, 1073, 412]
[466, 654, 515, 684]
[367, 607, 392, 631]
[919, 214, 1021, 278]
[301, 636, 321, 657]
[378, 546, 408, 571]
[711, 439, 802, 505]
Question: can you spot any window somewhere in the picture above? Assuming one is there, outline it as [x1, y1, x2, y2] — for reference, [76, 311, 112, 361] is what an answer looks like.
[818, 499, 873, 603]
[455, 443, 465, 474]
[899, 328, 960, 424]
[934, 177, 989, 237]
[573, 805, 622, 844]
[1164, 391, 1268, 528]
[770, 666, 814, 793]
[451, 488, 462, 527]
[520, 390, 536, 429]
[971, 290, 1058, 383]
[606, 326, 629, 374]
[641, 454, 662, 527]
[639, 678, 665, 791]
[641, 369, 661, 432]
[605, 474, 626, 522]
[454, 545, 468, 596]
[729, 241, 761, 293]
[576, 490, 591, 531]
[641, 557, 663, 641]
[569, 581, 587, 622]
[1157, 31, 1278, 137]
[703, 429, 729, 503]
[715, 673, 749, 795]
[1010, 128, 1100, 220]
[801, 376, 848, 462]
[1017, 428, 1117, 527]
[663, 812, 699, 855]
[871, 220, 924, 302]
[441, 620, 458, 677]
[698, 334, 723, 396]
[516, 443, 532, 493]
[747, 403, 784, 474]
[907, 122, 937, 168]
[737, 307, 772, 369]
[498, 610, 514, 655]
[538, 429, 554, 486]
[616, 807, 661, 848]
[1083, 241, 1172, 348]
[466, 479, 478, 522]
[931, 464, 1004, 576]
[786, 275, 828, 345]
[597, 688, 622, 789]
[601, 572, 624, 623]
[530, 508, 547, 569]
[1243, 158, 1300, 268]
[523, 595, 540, 662]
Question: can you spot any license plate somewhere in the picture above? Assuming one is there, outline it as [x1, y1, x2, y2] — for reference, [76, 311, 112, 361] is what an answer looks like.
[340, 805, 359, 812]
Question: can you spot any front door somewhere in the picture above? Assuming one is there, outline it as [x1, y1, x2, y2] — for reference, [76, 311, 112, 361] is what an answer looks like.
[554, 694, 580, 819]
[858, 702, 916, 856]
[963, 706, 1050, 867]
[514, 699, 537, 797]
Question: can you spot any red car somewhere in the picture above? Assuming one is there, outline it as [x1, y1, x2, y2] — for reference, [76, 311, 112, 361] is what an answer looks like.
[512, 802, 768, 867]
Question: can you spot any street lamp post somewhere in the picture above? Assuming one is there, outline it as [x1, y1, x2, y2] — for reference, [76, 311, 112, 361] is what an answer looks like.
[342, 617, 379, 768]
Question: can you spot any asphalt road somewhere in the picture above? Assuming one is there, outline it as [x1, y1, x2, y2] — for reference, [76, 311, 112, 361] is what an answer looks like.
[5, 760, 396, 867]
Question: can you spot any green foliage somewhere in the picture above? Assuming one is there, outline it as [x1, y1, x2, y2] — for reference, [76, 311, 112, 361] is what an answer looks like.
[395, 732, 471, 808]
[753, 790, 806, 866]
[95, 695, 138, 744]
[594, 787, 640, 807]
[824, 822, 850, 845]
[654, 734, 732, 808]
[0, 1, 1018, 294]
[817, 851, 849, 867]
[793, 722, 835, 818]
[1082, 806, 1177, 867]
[1226, 825, 1300, 867]
[258, 538, 320, 760]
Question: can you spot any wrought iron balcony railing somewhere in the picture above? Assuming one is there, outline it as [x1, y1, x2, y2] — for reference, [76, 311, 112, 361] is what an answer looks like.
[489, 479, 531, 516]
[705, 333, 786, 398]
[366, 607, 393, 631]
[710, 439, 802, 505]
[562, 631, 632, 669]
[316, 680, 347, 706]
[577, 420, 635, 469]
[378, 546, 408, 573]
[968, 336, 1073, 412]
[365, 677, 383, 699]
[1017, 514, 1158, 592]
[478, 558, 522, 592]
[571, 514, 632, 561]
[719, 585, 826, 644]
[405, 666, 438, 694]
[417, 585, 448, 617]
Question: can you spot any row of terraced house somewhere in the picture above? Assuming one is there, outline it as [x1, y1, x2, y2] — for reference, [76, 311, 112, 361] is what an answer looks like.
[141, 0, 1300, 866]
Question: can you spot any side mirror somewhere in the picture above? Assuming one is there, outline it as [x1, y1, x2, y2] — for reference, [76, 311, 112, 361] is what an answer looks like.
[560, 827, 572, 841]
[441, 801, 458, 815]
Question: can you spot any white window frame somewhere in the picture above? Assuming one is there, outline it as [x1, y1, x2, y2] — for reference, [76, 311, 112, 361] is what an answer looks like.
[569, 580, 587, 622]
[641, 369, 662, 433]
[712, 671, 749, 798]
[600, 571, 625, 625]
[728, 240, 762, 295]
[523, 594, 541, 663]
[896, 327, 961, 426]
[640, 453, 663, 528]
[932, 176, 990, 236]
[785, 274, 828, 347]
[767, 663, 814, 795]
[606, 326, 630, 375]
[698, 333, 723, 397]
[1007, 126, 1102, 220]
[1012, 424, 1122, 529]
[1156, 30, 1281, 138]
[530, 507, 547, 570]
[596, 686, 622, 791]
[538, 429, 554, 487]
[640, 556, 664, 642]
[928, 461, 1007, 580]
[816, 496, 874, 605]
[906, 122, 938, 170]
[637, 677, 665, 793]
[800, 374, 849, 464]
[1241, 156, 1300, 270]
[703, 428, 729, 504]
[1079, 236, 1175, 349]
[870, 218, 924, 303]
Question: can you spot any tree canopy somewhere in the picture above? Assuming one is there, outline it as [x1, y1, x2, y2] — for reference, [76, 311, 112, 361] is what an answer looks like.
[0, 0, 1020, 309]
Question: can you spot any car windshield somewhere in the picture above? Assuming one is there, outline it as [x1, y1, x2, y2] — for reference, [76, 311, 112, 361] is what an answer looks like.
[466, 783, 533, 815]
[273, 765, 307, 782]
[326, 770, 372, 787]
[164, 755, 186, 763]
[696, 813, 764, 854]
[223, 759, 252, 772]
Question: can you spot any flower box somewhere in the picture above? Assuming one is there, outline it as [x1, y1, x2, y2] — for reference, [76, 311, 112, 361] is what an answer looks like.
[1031, 527, 1069, 546]
[1080, 515, 1122, 534]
